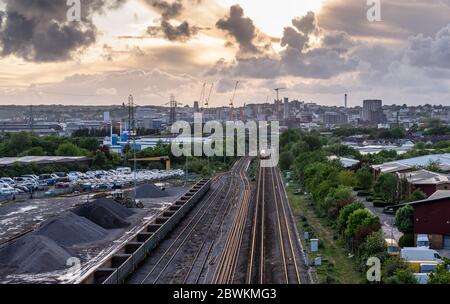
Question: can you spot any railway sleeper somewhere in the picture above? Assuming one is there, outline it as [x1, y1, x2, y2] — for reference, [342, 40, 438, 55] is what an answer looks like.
[147, 224, 162, 232]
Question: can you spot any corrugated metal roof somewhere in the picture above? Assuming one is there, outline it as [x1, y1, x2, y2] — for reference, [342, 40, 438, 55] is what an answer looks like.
[373, 154, 450, 173]
[0, 156, 90, 166]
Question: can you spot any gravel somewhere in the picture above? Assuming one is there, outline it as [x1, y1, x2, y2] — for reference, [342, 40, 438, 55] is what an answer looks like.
[0, 235, 73, 274]
[134, 184, 168, 199]
[34, 212, 109, 247]
[74, 199, 135, 229]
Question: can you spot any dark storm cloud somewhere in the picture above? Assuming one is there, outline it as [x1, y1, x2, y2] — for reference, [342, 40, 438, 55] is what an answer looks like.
[216, 5, 260, 54]
[0, 0, 126, 62]
[280, 27, 307, 51]
[211, 11, 359, 80]
[144, 0, 203, 42]
[143, 0, 183, 19]
[292, 11, 317, 36]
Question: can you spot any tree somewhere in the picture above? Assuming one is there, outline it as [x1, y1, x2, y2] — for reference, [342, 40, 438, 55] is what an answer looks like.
[395, 205, 414, 234]
[374, 173, 398, 203]
[55, 142, 88, 156]
[356, 167, 373, 190]
[19, 146, 47, 156]
[407, 190, 427, 202]
[92, 150, 107, 167]
[279, 151, 294, 171]
[345, 209, 381, 244]
[428, 258, 450, 284]
[337, 201, 365, 233]
[384, 269, 417, 284]
[337, 170, 357, 187]
[363, 231, 386, 257]
[321, 185, 354, 219]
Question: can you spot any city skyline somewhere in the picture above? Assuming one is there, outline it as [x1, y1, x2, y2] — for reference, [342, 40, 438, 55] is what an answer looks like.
[1, 0, 450, 107]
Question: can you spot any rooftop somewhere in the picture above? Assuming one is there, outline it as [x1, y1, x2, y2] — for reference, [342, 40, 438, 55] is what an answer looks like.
[398, 169, 450, 185]
[372, 154, 450, 173]
[0, 156, 91, 167]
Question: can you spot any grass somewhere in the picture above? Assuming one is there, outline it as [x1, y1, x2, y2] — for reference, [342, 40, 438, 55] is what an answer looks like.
[287, 185, 365, 284]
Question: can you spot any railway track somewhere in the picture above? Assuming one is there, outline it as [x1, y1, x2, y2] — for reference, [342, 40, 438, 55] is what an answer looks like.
[212, 158, 251, 284]
[247, 164, 306, 284]
[127, 159, 249, 284]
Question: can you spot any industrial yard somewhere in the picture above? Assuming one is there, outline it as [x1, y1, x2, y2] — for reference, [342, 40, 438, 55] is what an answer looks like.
[0, 157, 310, 285]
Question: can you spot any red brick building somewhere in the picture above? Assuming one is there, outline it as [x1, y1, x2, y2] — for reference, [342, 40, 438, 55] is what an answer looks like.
[401, 191, 450, 249]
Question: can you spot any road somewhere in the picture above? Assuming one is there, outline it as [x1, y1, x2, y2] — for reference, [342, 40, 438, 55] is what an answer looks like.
[246, 164, 310, 284]
[127, 158, 251, 284]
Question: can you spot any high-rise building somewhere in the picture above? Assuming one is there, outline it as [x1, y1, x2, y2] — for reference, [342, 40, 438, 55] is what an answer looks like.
[362, 99, 385, 124]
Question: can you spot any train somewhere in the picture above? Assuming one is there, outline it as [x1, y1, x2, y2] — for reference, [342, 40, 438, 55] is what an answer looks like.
[78, 178, 211, 284]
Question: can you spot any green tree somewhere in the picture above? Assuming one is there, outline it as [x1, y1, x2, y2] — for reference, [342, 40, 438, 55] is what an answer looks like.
[356, 167, 374, 190]
[395, 205, 414, 234]
[337, 170, 357, 187]
[55, 142, 88, 156]
[19, 146, 47, 156]
[337, 201, 365, 233]
[92, 150, 107, 167]
[384, 268, 417, 284]
[407, 190, 427, 202]
[279, 151, 294, 171]
[428, 258, 450, 284]
[345, 209, 381, 244]
[374, 173, 398, 203]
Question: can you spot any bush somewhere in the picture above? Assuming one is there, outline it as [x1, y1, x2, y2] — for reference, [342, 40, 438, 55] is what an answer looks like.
[399, 233, 414, 247]
[384, 268, 417, 284]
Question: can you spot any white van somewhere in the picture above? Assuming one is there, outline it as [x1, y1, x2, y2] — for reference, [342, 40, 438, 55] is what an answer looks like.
[416, 234, 430, 248]
[401, 247, 442, 262]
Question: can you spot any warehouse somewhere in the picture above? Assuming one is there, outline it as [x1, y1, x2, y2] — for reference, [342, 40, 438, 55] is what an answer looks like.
[399, 190, 450, 249]
[372, 154, 450, 175]
[397, 169, 450, 197]
[0, 156, 91, 168]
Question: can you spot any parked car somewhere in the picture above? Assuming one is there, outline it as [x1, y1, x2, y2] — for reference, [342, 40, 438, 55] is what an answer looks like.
[0, 177, 15, 185]
[53, 172, 68, 178]
[39, 174, 56, 186]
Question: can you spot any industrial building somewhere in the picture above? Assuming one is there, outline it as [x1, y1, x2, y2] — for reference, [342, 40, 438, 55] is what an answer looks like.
[398, 190, 450, 249]
[0, 156, 91, 168]
[398, 169, 450, 197]
[372, 154, 450, 174]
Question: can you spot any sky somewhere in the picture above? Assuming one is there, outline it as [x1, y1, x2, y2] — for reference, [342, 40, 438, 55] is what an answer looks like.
[0, 0, 450, 107]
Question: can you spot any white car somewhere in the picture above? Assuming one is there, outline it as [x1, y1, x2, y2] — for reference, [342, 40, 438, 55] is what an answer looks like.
[0, 183, 16, 195]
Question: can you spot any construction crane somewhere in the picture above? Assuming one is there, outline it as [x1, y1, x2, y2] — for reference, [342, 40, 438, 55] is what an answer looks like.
[204, 83, 214, 108]
[199, 83, 206, 109]
[127, 156, 171, 176]
[229, 81, 239, 121]
[274, 87, 286, 101]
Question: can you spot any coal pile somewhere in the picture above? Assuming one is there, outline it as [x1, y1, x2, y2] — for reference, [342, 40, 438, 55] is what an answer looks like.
[35, 212, 108, 247]
[134, 184, 168, 199]
[74, 199, 135, 229]
[0, 235, 73, 274]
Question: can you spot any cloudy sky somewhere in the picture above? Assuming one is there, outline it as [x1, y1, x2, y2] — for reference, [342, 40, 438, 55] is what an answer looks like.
[0, 0, 450, 107]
